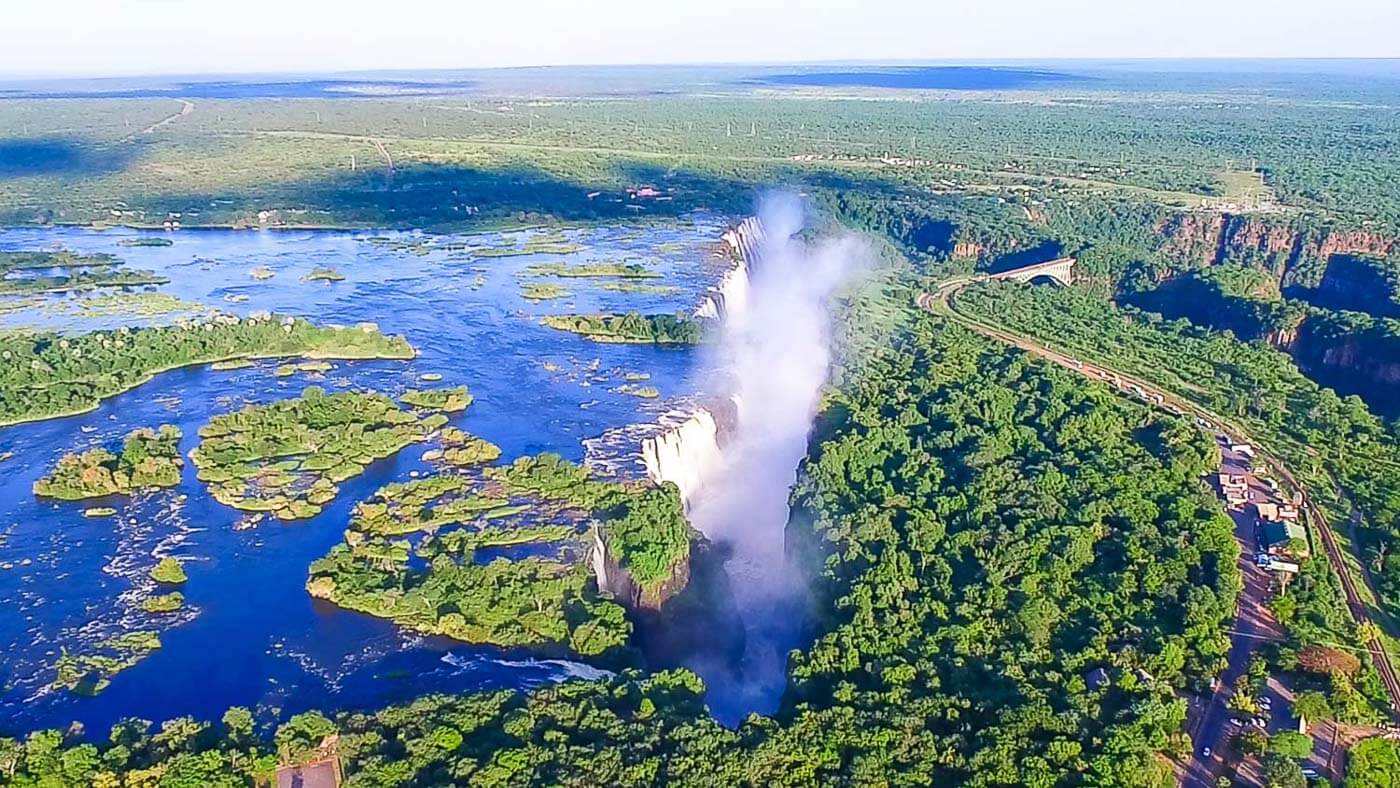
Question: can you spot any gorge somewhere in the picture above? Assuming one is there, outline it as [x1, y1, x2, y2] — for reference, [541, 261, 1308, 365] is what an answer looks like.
[627, 197, 867, 723]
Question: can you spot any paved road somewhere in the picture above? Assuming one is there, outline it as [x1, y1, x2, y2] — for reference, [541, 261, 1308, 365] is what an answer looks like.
[920, 279, 1400, 782]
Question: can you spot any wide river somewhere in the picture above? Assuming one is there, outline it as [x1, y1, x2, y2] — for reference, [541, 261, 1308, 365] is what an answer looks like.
[0, 216, 728, 734]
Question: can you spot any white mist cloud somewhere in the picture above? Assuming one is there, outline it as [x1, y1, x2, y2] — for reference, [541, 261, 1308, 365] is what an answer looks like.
[686, 193, 867, 722]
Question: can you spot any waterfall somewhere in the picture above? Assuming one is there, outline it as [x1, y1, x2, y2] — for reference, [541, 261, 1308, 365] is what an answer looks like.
[694, 217, 765, 320]
[638, 399, 738, 509]
[641, 217, 767, 507]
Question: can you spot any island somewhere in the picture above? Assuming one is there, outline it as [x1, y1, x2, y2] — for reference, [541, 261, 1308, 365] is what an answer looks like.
[0, 249, 168, 295]
[303, 266, 345, 282]
[52, 631, 161, 696]
[0, 313, 414, 426]
[400, 385, 473, 413]
[540, 312, 704, 344]
[522, 261, 659, 279]
[306, 452, 694, 658]
[33, 425, 183, 500]
[190, 386, 443, 520]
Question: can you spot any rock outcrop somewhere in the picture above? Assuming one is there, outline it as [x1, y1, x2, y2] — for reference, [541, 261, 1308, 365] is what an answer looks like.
[590, 528, 692, 612]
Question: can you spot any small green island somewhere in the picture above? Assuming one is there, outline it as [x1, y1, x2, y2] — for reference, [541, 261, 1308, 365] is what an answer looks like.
[522, 262, 659, 279]
[400, 385, 473, 413]
[0, 314, 414, 426]
[541, 312, 704, 345]
[0, 249, 168, 296]
[303, 266, 345, 282]
[520, 282, 571, 301]
[116, 237, 174, 247]
[140, 592, 184, 613]
[33, 425, 183, 500]
[306, 452, 693, 657]
[149, 557, 187, 584]
[439, 427, 501, 466]
[52, 631, 161, 696]
[190, 386, 445, 520]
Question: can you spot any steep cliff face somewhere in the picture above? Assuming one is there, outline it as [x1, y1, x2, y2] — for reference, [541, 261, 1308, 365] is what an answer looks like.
[1285, 314, 1400, 418]
[592, 218, 767, 613]
[1312, 254, 1400, 319]
[590, 528, 692, 612]
[1155, 211, 1397, 291]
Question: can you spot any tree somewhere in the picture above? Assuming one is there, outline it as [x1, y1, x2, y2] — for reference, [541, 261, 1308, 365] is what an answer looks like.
[1269, 731, 1314, 760]
[1261, 752, 1307, 788]
[1344, 737, 1400, 788]
[1292, 691, 1332, 724]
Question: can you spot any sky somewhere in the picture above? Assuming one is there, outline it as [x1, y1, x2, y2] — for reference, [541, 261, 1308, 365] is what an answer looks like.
[3, 0, 1398, 78]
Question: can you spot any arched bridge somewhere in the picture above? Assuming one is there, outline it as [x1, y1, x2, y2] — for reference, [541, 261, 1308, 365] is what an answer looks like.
[988, 256, 1076, 286]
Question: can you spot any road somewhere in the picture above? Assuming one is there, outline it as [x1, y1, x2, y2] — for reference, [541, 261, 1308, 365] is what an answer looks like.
[124, 99, 194, 141]
[920, 278, 1400, 782]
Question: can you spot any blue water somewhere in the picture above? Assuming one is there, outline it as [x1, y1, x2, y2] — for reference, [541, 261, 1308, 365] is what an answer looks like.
[0, 217, 726, 735]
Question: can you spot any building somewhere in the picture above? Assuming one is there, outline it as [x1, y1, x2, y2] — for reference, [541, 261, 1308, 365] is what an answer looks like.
[1263, 520, 1309, 557]
[269, 736, 343, 788]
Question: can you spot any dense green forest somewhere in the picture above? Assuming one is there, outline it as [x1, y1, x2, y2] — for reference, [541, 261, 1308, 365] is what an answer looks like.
[955, 282, 1400, 656]
[306, 453, 692, 657]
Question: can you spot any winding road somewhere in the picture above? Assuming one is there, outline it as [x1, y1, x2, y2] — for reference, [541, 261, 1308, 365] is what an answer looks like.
[919, 276, 1400, 784]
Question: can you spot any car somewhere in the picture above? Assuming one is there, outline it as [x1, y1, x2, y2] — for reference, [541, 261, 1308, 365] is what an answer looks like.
[1201, 747, 1212, 758]
[1301, 767, 1319, 778]
[1253, 717, 1267, 727]
[1259, 698, 1272, 709]
[1228, 718, 1243, 727]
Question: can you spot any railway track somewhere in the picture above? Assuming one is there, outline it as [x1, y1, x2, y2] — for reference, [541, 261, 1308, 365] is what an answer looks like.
[921, 280, 1400, 718]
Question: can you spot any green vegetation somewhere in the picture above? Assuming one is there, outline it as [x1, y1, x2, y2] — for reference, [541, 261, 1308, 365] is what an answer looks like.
[51, 631, 161, 696]
[82, 506, 116, 517]
[32, 424, 182, 500]
[1345, 737, 1400, 787]
[957, 282, 1400, 644]
[149, 557, 187, 584]
[439, 427, 501, 466]
[303, 265, 345, 282]
[140, 592, 184, 613]
[307, 452, 691, 656]
[619, 385, 660, 398]
[600, 281, 682, 295]
[0, 314, 413, 426]
[541, 312, 703, 344]
[400, 385, 473, 413]
[117, 237, 173, 247]
[2, 303, 1244, 784]
[519, 282, 570, 301]
[190, 387, 439, 520]
[0, 248, 167, 295]
[523, 262, 660, 279]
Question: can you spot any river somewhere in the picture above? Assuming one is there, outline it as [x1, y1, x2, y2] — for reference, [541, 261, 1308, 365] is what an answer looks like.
[0, 216, 728, 734]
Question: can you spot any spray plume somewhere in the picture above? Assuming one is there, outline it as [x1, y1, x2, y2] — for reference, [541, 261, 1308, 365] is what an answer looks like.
[684, 192, 867, 723]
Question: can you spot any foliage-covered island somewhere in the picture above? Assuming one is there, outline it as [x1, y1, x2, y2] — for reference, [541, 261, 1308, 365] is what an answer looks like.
[540, 312, 704, 345]
[0, 313, 414, 426]
[191, 386, 447, 520]
[307, 452, 694, 657]
[0, 249, 168, 296]
[32, 424, 183, 500]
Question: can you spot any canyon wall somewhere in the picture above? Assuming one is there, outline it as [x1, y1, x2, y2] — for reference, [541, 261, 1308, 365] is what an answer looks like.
[1156, 211, 1396, 291]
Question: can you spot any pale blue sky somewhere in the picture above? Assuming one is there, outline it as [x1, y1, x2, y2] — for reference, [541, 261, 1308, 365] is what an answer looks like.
[3, 0, 1398, 77]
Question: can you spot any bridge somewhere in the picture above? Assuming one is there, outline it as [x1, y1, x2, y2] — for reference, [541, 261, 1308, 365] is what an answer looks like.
[987, 256, 1076, 286]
